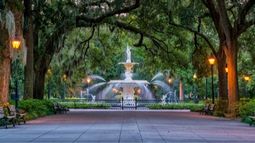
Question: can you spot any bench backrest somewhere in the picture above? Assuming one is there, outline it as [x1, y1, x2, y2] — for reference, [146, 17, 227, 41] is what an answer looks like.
[209, 104, 215, 110]
[0, 107, 4, 118]
[8, 105, 16, 116]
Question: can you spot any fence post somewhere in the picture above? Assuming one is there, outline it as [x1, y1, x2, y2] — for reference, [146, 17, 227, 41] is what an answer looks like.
[121, 97, 124, 110]
[135, 98, 137, 110]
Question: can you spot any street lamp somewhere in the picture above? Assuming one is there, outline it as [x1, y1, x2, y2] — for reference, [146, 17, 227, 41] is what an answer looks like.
[192, 73, 198, 101]
[62, 74, 67, 99]
[136, 88, 141, 95]
[112, 88, 118, 94]
[12, 35, 21, 49]
[225, 66, 228, 73]
[208, 55, 216, 104]
[167, 77, 173, 85]
[11, 35, 21, 109]
[225, 64, 228, 96]
[62, 74, 67, 81]
[244, 75, 251, 97]
[86, 77, 91, 84]
[193, 73, 197, 79]
[244, 75, 251, 82]
[85, 76, 92, 96]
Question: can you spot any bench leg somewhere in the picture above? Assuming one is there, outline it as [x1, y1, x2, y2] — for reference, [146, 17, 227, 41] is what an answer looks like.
[4, 119, 8, 129]
[12, 118, 16, 127]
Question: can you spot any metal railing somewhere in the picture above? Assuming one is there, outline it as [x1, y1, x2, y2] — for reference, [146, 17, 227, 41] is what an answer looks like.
[53, 98, 163, 110]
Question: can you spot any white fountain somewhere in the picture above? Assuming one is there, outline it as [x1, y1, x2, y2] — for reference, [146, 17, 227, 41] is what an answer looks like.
[82, 45, 178, 105]
[108, 45, 150, 106]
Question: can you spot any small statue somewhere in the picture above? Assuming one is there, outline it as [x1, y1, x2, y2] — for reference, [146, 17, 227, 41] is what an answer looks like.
[126, 46, 131, 63]
[91, 95, 96, 103]
[161, 94, 167, 104]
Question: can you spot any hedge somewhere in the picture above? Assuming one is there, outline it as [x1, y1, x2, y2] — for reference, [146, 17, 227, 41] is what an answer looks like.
[147, 103, 204, 112]
[59, 102, 111, 109]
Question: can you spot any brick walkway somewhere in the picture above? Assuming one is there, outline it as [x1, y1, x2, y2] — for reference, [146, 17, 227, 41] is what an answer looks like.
[0, 110, 255, 143]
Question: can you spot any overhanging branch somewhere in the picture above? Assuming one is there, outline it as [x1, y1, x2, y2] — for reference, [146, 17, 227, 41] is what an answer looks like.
[76, 0, 140, 24]
[169, 22, 217, 56]
[107, 20, 171, 55]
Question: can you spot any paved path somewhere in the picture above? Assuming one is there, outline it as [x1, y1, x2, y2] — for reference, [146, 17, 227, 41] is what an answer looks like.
[1, 110, 255, 143]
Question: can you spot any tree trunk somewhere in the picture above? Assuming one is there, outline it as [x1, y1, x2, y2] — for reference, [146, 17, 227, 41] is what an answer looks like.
[0, 28, 10, 104]
[33, 54, 50, 99]
[225, 39, 239, 118]
[216, 47, 228, 116]
[33, 68, 46, 99]
[24, 0, 34, 99]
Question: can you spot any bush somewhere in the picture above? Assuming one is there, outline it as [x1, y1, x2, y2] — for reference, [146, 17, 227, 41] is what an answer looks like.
[147, 103, 204, 112]
[19, 99, 55, 120]
[239, 99, 255, 119]
[59, 102, 111, 109]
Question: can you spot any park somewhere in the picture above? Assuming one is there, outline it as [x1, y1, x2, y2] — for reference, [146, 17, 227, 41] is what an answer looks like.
[1, 0, 255, 142]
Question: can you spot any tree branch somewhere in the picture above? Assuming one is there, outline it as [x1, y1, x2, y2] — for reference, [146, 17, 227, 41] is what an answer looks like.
[202, 0, 222, 36]
[235, 0, 255, 36]
[76, 0, 140, 24]
[237, 18, 255, 35]
[74, 26, 96, 57]
[168, 22, 217, 56]
[216, 0, 233, 43]
[107, 20, 171, 55]
[83, 0, 111, 7]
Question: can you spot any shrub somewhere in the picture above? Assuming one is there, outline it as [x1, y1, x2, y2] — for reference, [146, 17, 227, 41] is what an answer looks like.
[19, 99, 55, 120]
[239, 99, 255, 119]
[59, 102, 111, 109]
[147, 103, 204, 112]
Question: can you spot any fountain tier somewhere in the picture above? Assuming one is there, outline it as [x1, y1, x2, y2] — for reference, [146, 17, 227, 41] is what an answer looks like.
[107, 45, 152, 106]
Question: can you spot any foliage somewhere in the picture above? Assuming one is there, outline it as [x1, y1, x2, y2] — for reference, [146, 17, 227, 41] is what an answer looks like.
[19, 99, 55, 120]
[239, 99, 255, 119]
[59, 102, 111, 109]
[147, 103, 203, 112]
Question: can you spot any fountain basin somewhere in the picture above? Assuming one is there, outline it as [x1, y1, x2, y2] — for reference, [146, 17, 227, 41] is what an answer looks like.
[108, 80, 150, 85]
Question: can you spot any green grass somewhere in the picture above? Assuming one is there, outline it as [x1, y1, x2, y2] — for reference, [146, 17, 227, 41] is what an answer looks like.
[147, 103, 204, 112]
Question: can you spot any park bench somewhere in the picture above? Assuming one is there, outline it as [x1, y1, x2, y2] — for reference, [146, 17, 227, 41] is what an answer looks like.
[0, 107, 16, 129]
[8, 105, 26, 125]
[200, 103, 209, 115]
[53, 103, 69, 114]
[207, 104, 215, 115]
[200, 104, 215, 115]
[248, 116, 255, 126]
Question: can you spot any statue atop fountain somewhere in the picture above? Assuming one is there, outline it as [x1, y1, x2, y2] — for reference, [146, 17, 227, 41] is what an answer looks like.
[126, 45, 132, 63]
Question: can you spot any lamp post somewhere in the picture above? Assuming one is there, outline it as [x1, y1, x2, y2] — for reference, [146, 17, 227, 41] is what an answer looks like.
[86, 76, 91, 95]
[167, 77, 173, 85]
[62, 74, 67, 99]
[11, 34, 21, 109]
[208, 55, 216, 104]
[225, 65, 228, 96]
[244, 75, 251, 97]
[193, 73, 197, 95]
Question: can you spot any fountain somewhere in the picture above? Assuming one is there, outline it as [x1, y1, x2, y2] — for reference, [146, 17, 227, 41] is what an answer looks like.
[108, 45, 151, 106]
[80, 45, 179, 106]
